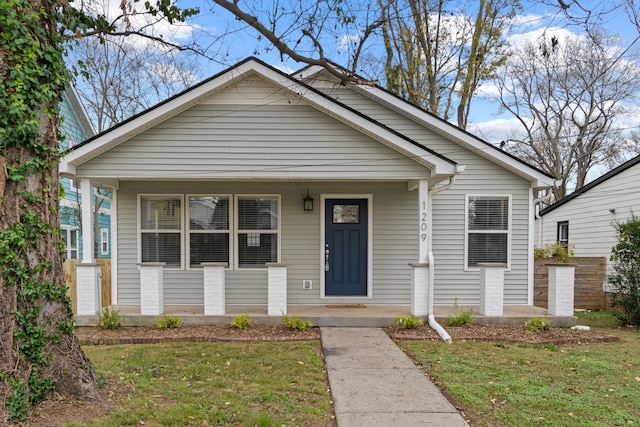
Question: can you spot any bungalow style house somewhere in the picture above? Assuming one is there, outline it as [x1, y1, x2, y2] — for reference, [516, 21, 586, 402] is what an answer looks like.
[58, 85, 111, 260]
[538, 154, 640, 286]
[60, 58, 555, 320]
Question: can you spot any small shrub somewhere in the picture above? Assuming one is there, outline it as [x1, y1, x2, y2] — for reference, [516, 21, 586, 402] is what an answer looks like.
[96, 307, 122, 330]
[282, 313, 314, 331]
[394, 314, 423, 329]
[608, 214, 640, 327]
[157, 315, 182, 329]
[525, 316, 552, 335]
[447, 298, 474, 326]
[534, 242, 574, 263]
[230, 312, 252, 330]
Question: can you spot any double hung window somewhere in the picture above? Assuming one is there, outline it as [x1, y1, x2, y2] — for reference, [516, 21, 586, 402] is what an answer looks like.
[140, 196, 182, 268]
[557, 221, 569, 248]
[236, 196, 278, 268]
[466, 195, 511, 268]
[188, 196, 230, 267]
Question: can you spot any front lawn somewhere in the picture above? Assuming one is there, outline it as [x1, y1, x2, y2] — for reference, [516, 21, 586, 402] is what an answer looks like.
[398, 312, 639, 426]
[78, 341, 333, 426]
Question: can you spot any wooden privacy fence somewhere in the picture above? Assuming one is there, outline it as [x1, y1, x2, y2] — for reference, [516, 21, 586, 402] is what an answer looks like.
[534, 257, 607, 310]
[63, 259, 111, 314]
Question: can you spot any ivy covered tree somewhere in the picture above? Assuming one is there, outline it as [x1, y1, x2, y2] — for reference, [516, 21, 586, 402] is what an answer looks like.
[0, 0, 197, 421]
[609, 215, 640, 327]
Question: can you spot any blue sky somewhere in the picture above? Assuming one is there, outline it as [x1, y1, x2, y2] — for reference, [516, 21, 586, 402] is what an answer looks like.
[96, 0, 640, 147]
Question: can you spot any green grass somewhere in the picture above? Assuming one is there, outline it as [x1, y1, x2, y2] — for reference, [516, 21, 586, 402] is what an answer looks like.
[399, 317, 640, 427]
[79, 341, 332, 426]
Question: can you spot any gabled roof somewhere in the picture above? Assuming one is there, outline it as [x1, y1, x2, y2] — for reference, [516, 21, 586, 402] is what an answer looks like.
[540, 154, 640, 216]
[293, 64, 555, 190]
[60, 57, 459, 180]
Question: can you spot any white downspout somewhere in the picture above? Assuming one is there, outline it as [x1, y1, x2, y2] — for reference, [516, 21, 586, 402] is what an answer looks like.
[533, 189, 554, 248]
[427, 176, 457, 344]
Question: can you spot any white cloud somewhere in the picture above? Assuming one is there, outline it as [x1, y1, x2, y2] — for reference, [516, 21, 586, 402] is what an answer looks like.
[467, 117, 530, 145]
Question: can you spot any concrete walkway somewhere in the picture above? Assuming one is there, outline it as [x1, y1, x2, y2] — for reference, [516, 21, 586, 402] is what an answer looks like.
[321, 327, 469, 426]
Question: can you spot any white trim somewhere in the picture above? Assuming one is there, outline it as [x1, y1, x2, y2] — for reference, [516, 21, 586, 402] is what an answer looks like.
[233, 194, 281, 269]
[320, 193, 373, 299]
[111, 189, 118, 305]
[185, 194, 233, 270]
[464, 194, 512, 271]
[528, 188, 535, 305]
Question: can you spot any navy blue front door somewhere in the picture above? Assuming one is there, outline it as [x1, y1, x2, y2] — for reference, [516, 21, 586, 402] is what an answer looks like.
[325, 199, 368, 296]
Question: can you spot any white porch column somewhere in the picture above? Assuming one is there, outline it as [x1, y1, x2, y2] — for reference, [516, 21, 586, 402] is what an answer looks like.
[138, 262, 165, 315]
[75, 263, 102, 315]
[266, 263, 287, 316]
[80, 178, 94, 263]
[410, 179, 431, 316]
[202, 262, 227, 315]
[478, 263, 507, 316]
[410, 263, 430, 316]
[547, 264, 575, 316]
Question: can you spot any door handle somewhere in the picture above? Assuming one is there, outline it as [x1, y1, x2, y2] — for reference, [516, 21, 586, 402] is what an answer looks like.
[325, 245, 330, 271]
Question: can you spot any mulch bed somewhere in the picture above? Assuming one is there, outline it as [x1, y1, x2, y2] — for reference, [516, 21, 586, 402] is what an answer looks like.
[386, 323, 621, 345]
[75, 323, 621, 346]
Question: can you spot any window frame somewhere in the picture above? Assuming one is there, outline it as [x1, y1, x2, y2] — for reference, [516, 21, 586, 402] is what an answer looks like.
[138, 194, 184, 269]
[100, 227, 109, 256]
[186, 194, 233, 269]
[61, 225, 79, 260]
[234, 194, 281, 269]
[557, 220, 569, 248]
[464, 194, 512, 271]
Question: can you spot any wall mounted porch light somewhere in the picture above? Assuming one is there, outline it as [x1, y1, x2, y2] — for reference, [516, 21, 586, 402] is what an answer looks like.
[303, 189, 314, 211]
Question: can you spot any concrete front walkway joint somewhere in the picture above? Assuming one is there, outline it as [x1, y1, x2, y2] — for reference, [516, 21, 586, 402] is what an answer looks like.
[321, 327, 469, 426]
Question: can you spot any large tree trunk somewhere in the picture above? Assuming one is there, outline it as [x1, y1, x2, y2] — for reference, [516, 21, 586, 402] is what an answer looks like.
[1, 1, 99, 422]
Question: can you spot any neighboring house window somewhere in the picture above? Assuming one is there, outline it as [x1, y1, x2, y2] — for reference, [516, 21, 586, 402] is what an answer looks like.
[62, 226, 79, 260]
[557, 221, 569, 248]
[70, 179, 80, 192]
[236, 196, 279, 268]
[466, 195, 511, 268]
[100, 228, 109, 256]
[140, 195, 182, 268]
[188, 195, 230, 268]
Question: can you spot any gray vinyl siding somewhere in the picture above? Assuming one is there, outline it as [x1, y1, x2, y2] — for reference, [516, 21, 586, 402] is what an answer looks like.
[77, 79, 429, 180]
[317, 86, 533, 305]
[540, 163, 640, 277]
[116, 181, 417, 305]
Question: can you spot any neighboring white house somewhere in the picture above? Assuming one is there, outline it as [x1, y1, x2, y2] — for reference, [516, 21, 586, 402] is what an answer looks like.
[60, 58, 554, 317]
[538, 154, 640, 285]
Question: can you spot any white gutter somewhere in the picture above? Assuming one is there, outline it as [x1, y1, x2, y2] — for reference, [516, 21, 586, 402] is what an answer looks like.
[426, 176, 456, 344]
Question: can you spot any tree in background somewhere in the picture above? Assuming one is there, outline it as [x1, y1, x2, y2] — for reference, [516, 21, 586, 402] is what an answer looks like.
[71, 32, 200, 132]
[378, 0, 518, 129]
[496, 31, 640, 200]
[609, 214, 640, 327]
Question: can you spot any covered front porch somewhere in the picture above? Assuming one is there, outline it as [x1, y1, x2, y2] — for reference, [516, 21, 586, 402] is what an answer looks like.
[74, 303, 576, 328]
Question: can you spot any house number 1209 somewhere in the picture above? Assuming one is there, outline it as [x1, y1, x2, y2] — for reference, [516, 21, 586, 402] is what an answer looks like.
[421, 201, 427, 241]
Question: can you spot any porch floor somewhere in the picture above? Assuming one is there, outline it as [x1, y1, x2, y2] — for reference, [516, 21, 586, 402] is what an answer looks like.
[76, 304, 576, 327]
